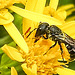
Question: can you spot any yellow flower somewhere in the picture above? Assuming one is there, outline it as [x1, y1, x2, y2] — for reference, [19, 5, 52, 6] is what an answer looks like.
[1, 0, 75, 75]
[1, 40, 70, 75]
[0, 0, 29, 53]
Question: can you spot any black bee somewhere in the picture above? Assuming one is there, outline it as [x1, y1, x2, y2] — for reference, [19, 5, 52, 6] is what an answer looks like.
[27, 22, 75, 60]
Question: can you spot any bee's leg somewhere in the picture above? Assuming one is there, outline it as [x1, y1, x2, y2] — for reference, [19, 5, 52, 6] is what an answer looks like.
[42, 35, 48, 39]
[34, 35, 47, 43]
[43, 41, 57, 55]
[58, 41, 64, 61]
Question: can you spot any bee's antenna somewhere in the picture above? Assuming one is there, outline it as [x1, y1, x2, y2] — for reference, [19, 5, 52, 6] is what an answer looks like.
[24, 27, 31, 35]
[26, 28, 37, 38]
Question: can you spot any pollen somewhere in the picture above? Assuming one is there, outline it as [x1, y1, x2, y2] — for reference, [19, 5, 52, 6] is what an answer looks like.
[21, 36, 70, 75]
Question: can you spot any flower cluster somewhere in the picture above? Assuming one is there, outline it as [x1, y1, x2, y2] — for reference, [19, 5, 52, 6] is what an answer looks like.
[0, 0, 75, 75]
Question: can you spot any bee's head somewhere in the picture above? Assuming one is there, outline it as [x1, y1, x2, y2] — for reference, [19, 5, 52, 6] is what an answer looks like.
[35, 22, 49, 37]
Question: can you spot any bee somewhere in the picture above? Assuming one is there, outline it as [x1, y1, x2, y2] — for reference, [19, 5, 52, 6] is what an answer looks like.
[27, 22, 75, 60]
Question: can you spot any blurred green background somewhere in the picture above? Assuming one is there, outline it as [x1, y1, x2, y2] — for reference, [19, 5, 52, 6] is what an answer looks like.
[0, 0, 75, 75]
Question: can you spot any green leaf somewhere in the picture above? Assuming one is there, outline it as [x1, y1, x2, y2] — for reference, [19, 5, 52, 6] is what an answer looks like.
[12, 3, 25, 34]
[13, 13, 23, 34]
[59, 0, 74, 6]
[46, 0, 50, 6]
[0, 36, 13, 47]
[0, 54, 25, 75]
[0, 49, 3, 54]
[8, 41, 16, 47]
[69, 61, 75, 70]
[14, 3, 25, 9]
[0, 26, 8, 38]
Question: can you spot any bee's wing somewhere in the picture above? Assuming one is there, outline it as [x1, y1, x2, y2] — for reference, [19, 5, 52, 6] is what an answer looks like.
[64, 33, 75, 46]
[55, 32, 75, 46]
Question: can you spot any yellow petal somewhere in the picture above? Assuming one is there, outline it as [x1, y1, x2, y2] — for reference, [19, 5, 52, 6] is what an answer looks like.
[0, 0, 15, 9]
[3, 22, 29, 53]
[19, 0, 27, 5]
[23, 0, 37, 42]
[66, 16, 75, 22]
[33, 0, 46, 13]
[25, 0, 46, 13]
[43, 6, 51, 15]
[21, 63, 37, 75]
[11, 67, 18, 75]
[25, 0, 37, 10]
[56, 67, 75, 75]
[1, 44, 25, 62]
[0, 9, 14, 25]
[57, 4, 74, 12]
[67, 8, 75, 16]
[49, 0, 59, 10]
[33, 0, 46, 27]
[23, 0, 46, 35]
[0, 0, 26, 8]
[0, 9, 28, 53]
[8, 6, 63, 25]
[53, 11, 67, 21]
[43, 6, 66, 22]
[23, 0, 38, 34]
